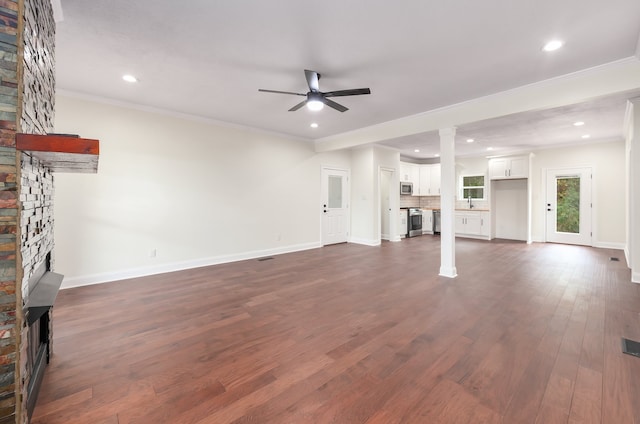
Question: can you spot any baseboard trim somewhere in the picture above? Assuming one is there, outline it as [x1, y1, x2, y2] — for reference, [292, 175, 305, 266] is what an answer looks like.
[593, 242, 626, 250]
[439, 267, 458, 278]
[632, 271, 640, 284]
[624, 246, 630, 269]
[61, 242, 322, 289]
[349, 237, 381, 247]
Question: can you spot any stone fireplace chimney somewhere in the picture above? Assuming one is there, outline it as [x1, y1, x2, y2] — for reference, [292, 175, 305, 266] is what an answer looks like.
[0, 1, 98, 422]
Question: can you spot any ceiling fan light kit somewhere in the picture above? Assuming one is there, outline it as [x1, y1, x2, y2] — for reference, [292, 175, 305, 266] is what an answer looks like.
[259, 69, 371, 113]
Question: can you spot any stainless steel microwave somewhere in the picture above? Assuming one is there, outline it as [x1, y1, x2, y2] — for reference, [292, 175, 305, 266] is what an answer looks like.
[400, 181, 413, 195]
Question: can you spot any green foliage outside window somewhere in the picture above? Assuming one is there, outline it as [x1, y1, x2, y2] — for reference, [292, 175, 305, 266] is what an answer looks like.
[556, 177, 580, 233]
[461, 175, 485, 199]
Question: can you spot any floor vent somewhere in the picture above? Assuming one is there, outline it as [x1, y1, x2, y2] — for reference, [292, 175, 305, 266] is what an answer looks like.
[257, 257, 274, 262]
[622, 338, 640, 358]
[609, 257, 620, 261]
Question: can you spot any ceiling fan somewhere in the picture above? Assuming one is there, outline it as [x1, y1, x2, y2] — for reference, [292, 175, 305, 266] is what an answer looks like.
[258, 69, 371, 112]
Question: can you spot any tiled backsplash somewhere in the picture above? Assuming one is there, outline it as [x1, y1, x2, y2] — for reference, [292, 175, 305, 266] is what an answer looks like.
[401, 195, 490, 210]
[400, 195, 441, 209]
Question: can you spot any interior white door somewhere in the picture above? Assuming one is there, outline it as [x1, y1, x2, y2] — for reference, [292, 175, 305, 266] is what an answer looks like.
[545, 168, 592, 246]
[321, 168, 349, 245]
[380, 169, 392, 241]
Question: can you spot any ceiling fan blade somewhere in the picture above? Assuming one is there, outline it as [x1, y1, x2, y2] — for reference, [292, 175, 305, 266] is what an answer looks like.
[258, 89, 306, 96]
[323, 98, 348, 112]
[288, 100, 307, 111]
[323, 88, 371, 97]
[304, 70, 320, 92]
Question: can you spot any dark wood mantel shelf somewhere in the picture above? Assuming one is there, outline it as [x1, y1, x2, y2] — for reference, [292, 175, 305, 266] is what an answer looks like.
[16, 133, 100, 173]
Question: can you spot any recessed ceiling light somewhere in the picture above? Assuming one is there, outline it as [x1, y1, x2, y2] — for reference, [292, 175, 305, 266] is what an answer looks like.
[487, 147, 494, 151]
[310, 123, 318, 128]
[573, 121, 585, 126]
[414, 149, 420, 153]
[122, 74, 138, 83]
[542, 40, 563, 52]
[582, 134, 591, 139]
[466, 138, 474, 143]
[434, 154, 440, 157]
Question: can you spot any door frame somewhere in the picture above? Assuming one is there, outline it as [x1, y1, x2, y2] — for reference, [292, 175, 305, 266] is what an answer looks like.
[320, 166, 351, 246]
[378, 166, 399, 242]
[544, 166, 593, 246]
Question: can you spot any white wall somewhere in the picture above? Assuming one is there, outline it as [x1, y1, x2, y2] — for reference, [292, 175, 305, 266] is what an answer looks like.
[349, 145, 400, 245]
[350, 147, 376, 245]
[54, 95, 351, 287]
[530, 141, 626, 247]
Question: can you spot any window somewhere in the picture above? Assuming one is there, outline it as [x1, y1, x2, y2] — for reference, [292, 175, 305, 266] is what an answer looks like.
[460, 175, 485, 200]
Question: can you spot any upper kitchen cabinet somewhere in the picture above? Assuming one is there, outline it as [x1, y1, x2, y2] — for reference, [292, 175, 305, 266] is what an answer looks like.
[400, 162, 420, 185]
[488, 155, 528, 180]
[419, 164, 441, 196]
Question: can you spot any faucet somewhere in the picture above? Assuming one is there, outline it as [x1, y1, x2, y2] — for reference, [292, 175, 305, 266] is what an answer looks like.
[468, 195, 474, 209]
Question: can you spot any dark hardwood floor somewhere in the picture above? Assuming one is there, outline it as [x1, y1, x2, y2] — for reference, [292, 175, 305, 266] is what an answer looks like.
[31, 237, 640, 423]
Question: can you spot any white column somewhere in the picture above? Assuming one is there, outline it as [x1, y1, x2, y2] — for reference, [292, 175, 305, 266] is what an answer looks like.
[439, 127, 457, 278]
[628, 98, 640, 283]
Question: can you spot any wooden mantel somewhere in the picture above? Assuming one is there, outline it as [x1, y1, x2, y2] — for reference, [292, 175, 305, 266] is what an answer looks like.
[16, 133, 100, 173]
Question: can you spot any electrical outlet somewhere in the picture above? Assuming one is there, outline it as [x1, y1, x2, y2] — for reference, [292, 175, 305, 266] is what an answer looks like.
[149, 248, 157, 258]
[276, 234, 281, 241]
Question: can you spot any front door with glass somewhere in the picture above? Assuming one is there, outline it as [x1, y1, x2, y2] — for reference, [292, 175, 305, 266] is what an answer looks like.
[545, 167, 592, 246]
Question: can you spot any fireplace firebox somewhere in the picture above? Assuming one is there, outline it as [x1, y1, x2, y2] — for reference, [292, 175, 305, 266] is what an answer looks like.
[25, 253, 63, 419]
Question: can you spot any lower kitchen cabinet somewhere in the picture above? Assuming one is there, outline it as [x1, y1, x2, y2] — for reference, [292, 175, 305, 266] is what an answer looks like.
[399, 209, 408, 238]
[455, 211, 490, 239]
[422, 209, 433, 234]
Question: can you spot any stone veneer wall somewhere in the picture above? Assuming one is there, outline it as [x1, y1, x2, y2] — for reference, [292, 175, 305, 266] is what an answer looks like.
[18, 1, 55, 422]
[0, 1, 21, 422]
[0, 0, 55, 422]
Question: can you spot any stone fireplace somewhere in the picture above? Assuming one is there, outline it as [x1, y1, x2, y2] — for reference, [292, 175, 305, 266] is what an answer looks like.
[0, 1, 99, 422]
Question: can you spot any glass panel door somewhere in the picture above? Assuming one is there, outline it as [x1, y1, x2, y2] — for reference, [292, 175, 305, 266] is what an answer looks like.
[545, 168, 591, 246]
[328, 175, 343, 208]
[556, 176, 580, 234]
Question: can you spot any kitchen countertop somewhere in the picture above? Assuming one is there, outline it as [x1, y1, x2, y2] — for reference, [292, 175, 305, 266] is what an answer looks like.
[455, 208, 490, 211]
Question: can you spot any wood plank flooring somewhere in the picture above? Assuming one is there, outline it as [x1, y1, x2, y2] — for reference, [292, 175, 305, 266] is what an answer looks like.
[31, 237, 640, 423]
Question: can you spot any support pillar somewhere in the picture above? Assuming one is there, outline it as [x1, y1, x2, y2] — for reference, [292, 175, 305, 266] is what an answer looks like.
[628, 98, 640, 283]
[439, 127, 457, 278]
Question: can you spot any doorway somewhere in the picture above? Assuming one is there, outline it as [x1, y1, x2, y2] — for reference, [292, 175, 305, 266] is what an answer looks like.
[545, 167, 592, 246]
[321, 167, 350, 245]
[380, 168, 394, 241]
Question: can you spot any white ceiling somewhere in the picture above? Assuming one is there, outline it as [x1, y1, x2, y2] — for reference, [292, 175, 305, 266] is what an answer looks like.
[55, 0, 640, 157]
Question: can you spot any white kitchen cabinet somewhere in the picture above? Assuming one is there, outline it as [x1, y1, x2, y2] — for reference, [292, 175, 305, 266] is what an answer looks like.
[417, 164, 441, 196]
[401, 162, 441, 196]
[400, 162, 412, 182]
[429, 164, 441, 195]
[400, 162, 420, 196]
[488, 155, 528, 180]
[422, 209, 433, 234]
[455, 211, 490, 239]
[399, 209, 408, 238]
[400, 162, 421, 196]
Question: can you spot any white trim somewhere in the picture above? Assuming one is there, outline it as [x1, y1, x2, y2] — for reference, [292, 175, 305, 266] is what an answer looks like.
[439, 267, 458, 278]
[61, 242, 321, 289]
[349, 237, 381, 247]
[315, 57, 640, 152]
[458, 174, 487, 201]
[56, 89, 311, 144]
[592, 242, 626, 250]
[633, 271, 640, 284]
[378, 165, 398, 244]
[625, 246, 630, 269]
